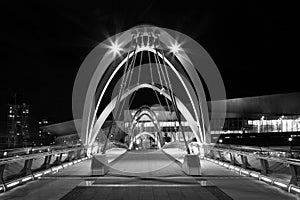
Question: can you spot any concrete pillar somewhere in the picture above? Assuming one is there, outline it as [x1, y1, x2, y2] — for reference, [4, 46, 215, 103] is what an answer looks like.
[241, 155, 249, 169]
[259, 159, 269, 175]
[229, 153, 236, 165]
[21, 159, 33, 176]
[289, 165, 300, 186]
[182, 154, 201, 175]
[91, 154, 109, 176]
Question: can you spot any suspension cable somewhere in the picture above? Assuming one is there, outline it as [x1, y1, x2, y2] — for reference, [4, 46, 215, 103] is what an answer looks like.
[116, 42, 138, 121]
[156, 38, 191, 154]
[101, 37, 134, 154]
[153, 39, 172, 114]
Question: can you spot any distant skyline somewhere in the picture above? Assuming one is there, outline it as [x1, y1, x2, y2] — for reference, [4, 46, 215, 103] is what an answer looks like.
[0, 1, 297, 126]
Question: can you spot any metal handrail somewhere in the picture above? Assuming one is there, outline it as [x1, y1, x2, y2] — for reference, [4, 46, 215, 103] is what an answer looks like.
[212, 146, 300, 167]
[0, 147, 84, 165]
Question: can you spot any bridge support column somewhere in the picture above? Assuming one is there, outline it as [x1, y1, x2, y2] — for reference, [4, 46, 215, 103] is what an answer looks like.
[229, 153, 236, 165]
[259, 159, 269, 175]
[21, 158, 33, 176]
[289, 165, 300, 186]
[182, 154, 201, 175]
[91, 154, 109, 176]
[41, 155, 52, 169]
[240, 155, 249, 169]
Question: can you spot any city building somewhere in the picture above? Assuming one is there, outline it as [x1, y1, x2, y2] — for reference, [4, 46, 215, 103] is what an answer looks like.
[40, 92, 300, 149]
[37, 118, 55, 146]
[6, 94, 30, 147]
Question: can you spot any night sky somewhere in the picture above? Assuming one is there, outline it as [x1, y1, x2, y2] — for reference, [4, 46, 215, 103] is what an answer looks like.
[0, 1, 297, 132]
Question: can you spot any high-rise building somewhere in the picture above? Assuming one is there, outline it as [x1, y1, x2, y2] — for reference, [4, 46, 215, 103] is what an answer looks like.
[7, 94, 30, 147]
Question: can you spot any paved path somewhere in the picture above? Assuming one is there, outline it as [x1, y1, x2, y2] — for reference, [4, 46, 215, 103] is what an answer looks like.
[107, 150, 185, 177]
[0, 149, 299, 200]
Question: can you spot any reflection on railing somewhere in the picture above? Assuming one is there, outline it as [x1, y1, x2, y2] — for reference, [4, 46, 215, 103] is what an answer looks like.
[204, 144, 300, 195]
[0, 144, 82, 159]
[0, 146, 87, 193]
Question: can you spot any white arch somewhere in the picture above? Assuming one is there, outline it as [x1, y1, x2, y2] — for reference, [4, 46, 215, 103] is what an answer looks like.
[130, 107, 161, 135]
[81, 27, 210, 147]
[87, 47, 204, 145]
[89, 83, 202, 147]
[129, 132, 161, 150]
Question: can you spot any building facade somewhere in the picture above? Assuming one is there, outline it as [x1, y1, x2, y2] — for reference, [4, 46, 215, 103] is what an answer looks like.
[7, 94, 30, 147]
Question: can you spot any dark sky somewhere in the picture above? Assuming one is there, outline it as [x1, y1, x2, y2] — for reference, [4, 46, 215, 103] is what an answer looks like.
[0, 0, 298, 131]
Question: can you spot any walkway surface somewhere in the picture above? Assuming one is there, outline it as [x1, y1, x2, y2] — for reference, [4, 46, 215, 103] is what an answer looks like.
[0, 148, 299, 200]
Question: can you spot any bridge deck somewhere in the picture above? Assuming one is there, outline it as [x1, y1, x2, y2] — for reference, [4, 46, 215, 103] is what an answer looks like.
[0, 149, 298, 200]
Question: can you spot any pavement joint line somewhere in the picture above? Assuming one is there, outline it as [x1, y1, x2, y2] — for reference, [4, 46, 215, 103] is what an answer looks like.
[79, 184, 204, 187]
[40, 176, 207, 180]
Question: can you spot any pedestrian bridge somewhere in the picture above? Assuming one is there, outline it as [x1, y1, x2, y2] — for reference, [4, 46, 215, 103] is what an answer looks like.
[1, 147, 299, 200]
[2, 25, 297, 199]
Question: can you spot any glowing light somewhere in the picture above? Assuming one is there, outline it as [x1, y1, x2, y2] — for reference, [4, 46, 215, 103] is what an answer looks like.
[106, 39, 124, 57]
[289, 137, 293, 142]
[274, 181, 287, 188]
[22, 176, 32, 182]
[250, 172, 259, 178]
[6, 181, 20, 188]
[34, 173, 43, 178]
[260, 176, 272, 183]
[291, 186, 300, 193]
[169, 41, 182, 54]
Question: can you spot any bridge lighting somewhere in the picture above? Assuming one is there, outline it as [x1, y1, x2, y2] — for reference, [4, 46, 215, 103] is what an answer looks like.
[107, 40, 123, 57]
[288, 137, 293, 142]
[219, 139, 223, 143]
[169, 41, 181, 54]
[6, 180, 20, 188]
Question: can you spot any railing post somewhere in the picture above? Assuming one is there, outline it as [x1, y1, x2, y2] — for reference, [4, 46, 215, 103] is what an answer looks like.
[41, 155, 52, 169]
[21, 158, 33, 176]
[229, 153, 236, 165]
[54, 153, 63, 165]
[209, 150, 215, 159]
[259, 159, 269, 175]
[0, 164, 6, 189]
[289, 164, 300, 186]
[76, 150, 81, 159]
[66, 151, 74, 162]
[241, 155, 249, 169]
[218, 151, 225, 161]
